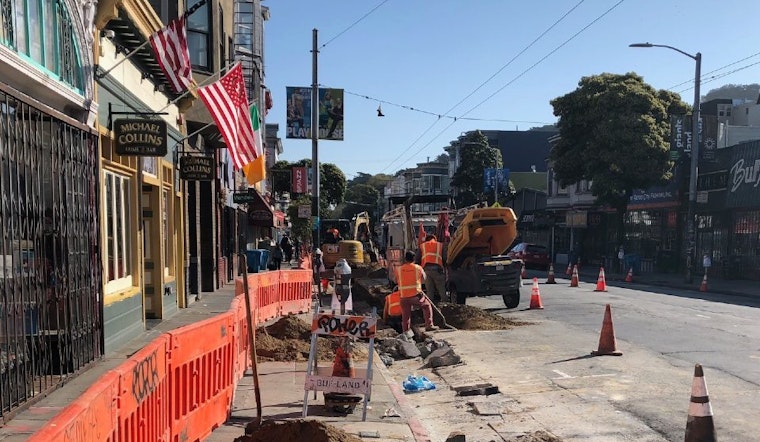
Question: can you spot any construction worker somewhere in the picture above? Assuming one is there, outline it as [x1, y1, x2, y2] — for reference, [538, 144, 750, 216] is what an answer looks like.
[418, 234, 446, 303]
[396, 251, 439, 335]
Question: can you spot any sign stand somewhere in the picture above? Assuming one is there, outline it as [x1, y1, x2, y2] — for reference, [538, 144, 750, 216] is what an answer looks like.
[302, 306, 377, 421]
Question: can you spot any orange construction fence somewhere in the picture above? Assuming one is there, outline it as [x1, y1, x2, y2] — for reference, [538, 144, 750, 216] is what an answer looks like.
[27, 268, 312, 442]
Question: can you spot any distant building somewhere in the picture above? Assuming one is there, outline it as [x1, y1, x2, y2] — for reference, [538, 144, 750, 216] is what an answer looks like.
[384, 159, 451, 214]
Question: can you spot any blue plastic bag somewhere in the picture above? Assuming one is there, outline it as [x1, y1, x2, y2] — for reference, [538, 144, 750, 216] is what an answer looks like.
[402, 375, 436, 393]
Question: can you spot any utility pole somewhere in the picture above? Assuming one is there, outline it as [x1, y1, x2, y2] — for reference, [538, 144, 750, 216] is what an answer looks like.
[311, 29, 320, 251]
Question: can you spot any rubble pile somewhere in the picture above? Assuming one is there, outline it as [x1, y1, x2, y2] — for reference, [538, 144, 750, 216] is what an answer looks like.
[235, 419, 362, 442]
[439, 303, 531, 330]
[507, 430, 564, 442]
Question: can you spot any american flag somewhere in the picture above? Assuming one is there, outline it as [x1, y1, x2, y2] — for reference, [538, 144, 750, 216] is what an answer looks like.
[149, 16, 193, 93]
[198, 64, 259, 170]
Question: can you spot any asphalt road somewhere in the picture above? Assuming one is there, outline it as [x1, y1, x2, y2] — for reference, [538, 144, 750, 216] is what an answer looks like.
[388, 271, 760, 441]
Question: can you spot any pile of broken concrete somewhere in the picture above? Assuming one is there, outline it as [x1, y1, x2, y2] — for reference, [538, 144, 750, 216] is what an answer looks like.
[374, 327, 461, 369]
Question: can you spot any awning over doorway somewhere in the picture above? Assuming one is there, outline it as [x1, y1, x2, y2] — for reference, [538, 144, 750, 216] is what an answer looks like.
[248, 189, 275, 227]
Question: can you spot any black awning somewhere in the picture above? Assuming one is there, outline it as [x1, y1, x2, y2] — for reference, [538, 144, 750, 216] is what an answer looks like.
[247, 189, 275, 227]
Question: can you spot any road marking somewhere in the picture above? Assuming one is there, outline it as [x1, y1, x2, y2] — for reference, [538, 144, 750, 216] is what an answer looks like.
[750, 355, 760, 359]
[551, 371, 617, 380]
[696, 314, 711, 319]
[552, 370, 573, 379]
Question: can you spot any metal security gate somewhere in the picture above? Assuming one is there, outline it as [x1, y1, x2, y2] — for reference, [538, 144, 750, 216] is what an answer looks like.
[0, 86, 101, 420]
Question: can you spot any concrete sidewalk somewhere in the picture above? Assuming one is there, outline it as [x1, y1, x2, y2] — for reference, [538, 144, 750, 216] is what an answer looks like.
[205, 355, 429, 442]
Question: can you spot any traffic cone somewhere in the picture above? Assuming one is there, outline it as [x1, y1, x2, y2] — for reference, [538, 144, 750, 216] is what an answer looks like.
[529, 277, 544, 309]
[565, 262, 572, 276]
[684, 363, 717, 442]
[570, 265, 579, 287]
[594, 267, 608, 292]
[546, 263, 556, 284]
[331, 345, 355, 378]
[521, 262, 527, 279]
[625, 267, 633, 283]
[591, 304, 622, 356]
[700, 272, 708, 292]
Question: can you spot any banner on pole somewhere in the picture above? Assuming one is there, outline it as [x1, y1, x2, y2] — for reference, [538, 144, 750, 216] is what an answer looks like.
[286, 87, 344, 140]
[292, 166, 308, 194]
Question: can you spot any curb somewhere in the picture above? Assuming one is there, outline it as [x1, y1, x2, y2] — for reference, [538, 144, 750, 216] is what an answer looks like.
[569, 273, 755, 300]
[373, 354, 432, 442]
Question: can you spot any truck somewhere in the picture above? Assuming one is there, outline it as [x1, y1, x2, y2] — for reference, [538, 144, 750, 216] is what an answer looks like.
[446, 206, 523, 309]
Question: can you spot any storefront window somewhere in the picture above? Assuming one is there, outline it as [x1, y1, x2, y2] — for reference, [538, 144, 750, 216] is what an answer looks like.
[104, 170, 132, 292]
[0, 0, 83, 92]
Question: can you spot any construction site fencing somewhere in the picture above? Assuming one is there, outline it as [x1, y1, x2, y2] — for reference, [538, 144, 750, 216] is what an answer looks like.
[27, 269, 313, 442]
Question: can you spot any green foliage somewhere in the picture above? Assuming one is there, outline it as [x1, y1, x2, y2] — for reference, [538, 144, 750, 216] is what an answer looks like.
[286, 195, 313, 242]
[272, 159, 346, 215]
[451, 130, 502, 207]
[271, 160, 292, 196]
[703, 83, 760, 103]
[550, 72, 689, 211]
[341, 184, 380, 220]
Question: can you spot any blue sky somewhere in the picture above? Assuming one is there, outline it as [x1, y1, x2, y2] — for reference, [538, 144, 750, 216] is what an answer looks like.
[263, 0, 760, 180]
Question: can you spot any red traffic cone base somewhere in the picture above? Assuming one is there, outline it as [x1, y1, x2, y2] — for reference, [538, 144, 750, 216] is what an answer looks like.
[529, 277, 544, 310]
[594, 267, 608, 292]
[570, 265, 579, 287]
[625, 267, 633, 283]
[565, 262, 572, 276]
[546, 263, 556, 284]
[685, 363, 717, 442]
[700, 273, 708, 292]
[591, 304, 622, 356]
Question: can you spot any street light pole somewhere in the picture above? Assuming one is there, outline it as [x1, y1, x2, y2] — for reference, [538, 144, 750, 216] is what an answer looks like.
[629, 42, 701, 283]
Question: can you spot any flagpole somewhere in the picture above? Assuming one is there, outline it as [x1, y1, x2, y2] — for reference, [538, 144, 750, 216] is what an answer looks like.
[171, 97, 256, 151]
[311, 29, 321, 252]
[156, 63, 235, 114]
[96, 0, 210, 80]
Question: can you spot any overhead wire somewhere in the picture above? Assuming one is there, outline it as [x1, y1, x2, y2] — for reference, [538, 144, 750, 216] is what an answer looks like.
[668, 50, 760, 90]
[378, 0, 587, 172]
[389, 0, 626, 171]
[320, 0, 390, 49]
[676, 60, 760, 94]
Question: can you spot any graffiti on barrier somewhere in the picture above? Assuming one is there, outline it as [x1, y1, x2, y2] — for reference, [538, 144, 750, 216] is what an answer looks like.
[132, 349, 160, 403]
[311, 313, 377, 338]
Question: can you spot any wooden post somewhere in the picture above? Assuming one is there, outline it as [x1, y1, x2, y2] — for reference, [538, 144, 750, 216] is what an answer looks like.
[240, 254, 262, 427]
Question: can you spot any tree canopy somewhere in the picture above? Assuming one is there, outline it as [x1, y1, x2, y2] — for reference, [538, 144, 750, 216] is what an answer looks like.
[286, 194, 313, 242]
[270, 159, 346, 216]
[550, 72, 690, 240]
[451, 130, 503, 207]
[341, 183, 380, 220]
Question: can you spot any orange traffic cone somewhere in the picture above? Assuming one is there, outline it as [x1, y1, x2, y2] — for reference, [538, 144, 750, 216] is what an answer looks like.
[684, 363, 717, 442]
[625, 267, 633, 283]
[594, 267, 608, 292]
[700, 272, 708, 292]
[570, 265, 579, 287]
[565, 262, 572, 276]
[331, 345, 355, 378]
[591, 304, 622, 356]
[529, 277, 544, 309]
[521, 262, 527, 279]
[546, 263, 556, 284]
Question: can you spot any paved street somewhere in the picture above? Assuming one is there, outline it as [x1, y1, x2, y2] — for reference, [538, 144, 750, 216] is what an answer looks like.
[384, 272, 760, 441]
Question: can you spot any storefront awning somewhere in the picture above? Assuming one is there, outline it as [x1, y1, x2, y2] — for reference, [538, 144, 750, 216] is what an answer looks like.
[248, 189, 275, 227]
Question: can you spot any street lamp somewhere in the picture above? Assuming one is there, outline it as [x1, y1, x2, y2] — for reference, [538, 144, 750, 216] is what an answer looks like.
[629, 42, 701, 283]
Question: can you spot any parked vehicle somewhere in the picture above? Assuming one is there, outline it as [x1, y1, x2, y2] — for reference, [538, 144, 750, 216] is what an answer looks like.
[507, 242, 550, 270]
[447, 206, 523, 308]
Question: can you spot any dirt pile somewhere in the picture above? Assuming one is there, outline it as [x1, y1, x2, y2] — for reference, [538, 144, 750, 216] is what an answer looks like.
[235, 419, 362, 442]
[506, 430, 564, 442]
[256, 316, 369, 362]
[439, 303, 531, 330]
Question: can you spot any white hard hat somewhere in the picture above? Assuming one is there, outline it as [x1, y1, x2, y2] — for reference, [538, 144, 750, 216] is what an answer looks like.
[314, 248, 323, 255]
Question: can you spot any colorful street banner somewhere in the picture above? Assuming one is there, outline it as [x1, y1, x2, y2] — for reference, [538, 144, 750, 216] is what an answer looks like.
[286, 87, 344, 140]
[483, 168, 510, 194]
[292, 166, 308, 194]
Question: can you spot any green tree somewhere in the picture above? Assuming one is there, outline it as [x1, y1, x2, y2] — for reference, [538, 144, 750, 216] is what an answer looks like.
[271, 160, 293, 197]
[366, 173, 394, 192]
[272, 159, 346, 215]
[341, 183, 380, 220]
[451, 130, 502, 207]
[286, 195, 313, 243]
[550, 72, 690, 244]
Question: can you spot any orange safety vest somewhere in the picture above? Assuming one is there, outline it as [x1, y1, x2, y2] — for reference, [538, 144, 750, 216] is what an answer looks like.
[420, 240, 443, 267]
[396, 263, 424, 298]
[384, 290, 402, 319]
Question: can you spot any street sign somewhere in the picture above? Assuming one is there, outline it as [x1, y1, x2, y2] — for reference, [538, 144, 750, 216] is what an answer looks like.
[233, 191, 258, 204]
[298, 205, 311, 218]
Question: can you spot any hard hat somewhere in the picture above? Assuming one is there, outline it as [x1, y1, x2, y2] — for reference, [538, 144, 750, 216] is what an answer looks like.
[314, 248, 323, 255]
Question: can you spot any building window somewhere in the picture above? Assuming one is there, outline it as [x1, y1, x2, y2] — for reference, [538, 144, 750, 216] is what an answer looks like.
[187, 0, 211, 70]
[0, 0, 83, 91]
[162, 189, 174, 277]
[104, 170, 132, 292]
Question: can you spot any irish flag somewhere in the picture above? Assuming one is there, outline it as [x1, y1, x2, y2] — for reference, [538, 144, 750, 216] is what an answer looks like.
[242, 104, 266, 185]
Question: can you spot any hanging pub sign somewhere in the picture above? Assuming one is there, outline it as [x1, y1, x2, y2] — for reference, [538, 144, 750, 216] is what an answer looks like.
[233, 190, 258, 204]
[114, 119, 167, 156]
[180, 156, 215, 181]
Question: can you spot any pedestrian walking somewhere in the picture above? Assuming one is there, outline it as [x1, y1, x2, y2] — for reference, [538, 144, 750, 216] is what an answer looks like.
[272, 245, 283, 270]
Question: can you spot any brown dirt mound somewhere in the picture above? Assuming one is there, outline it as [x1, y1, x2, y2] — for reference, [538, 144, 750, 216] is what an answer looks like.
[264, 315, 312, 340]
[505, 430, 564, 442]
[440, 303, 531, 330]
[256, 316, 370, 362]
[235, 419, 362, 442]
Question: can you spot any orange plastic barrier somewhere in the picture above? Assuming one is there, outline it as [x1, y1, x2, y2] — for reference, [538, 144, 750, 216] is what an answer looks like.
[115, 335, 171, 442]
[28, 269, 312, 442]
[168, 312, 235, 442]
[279, 269, 312, 316]
[29, 371, 119, 442]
